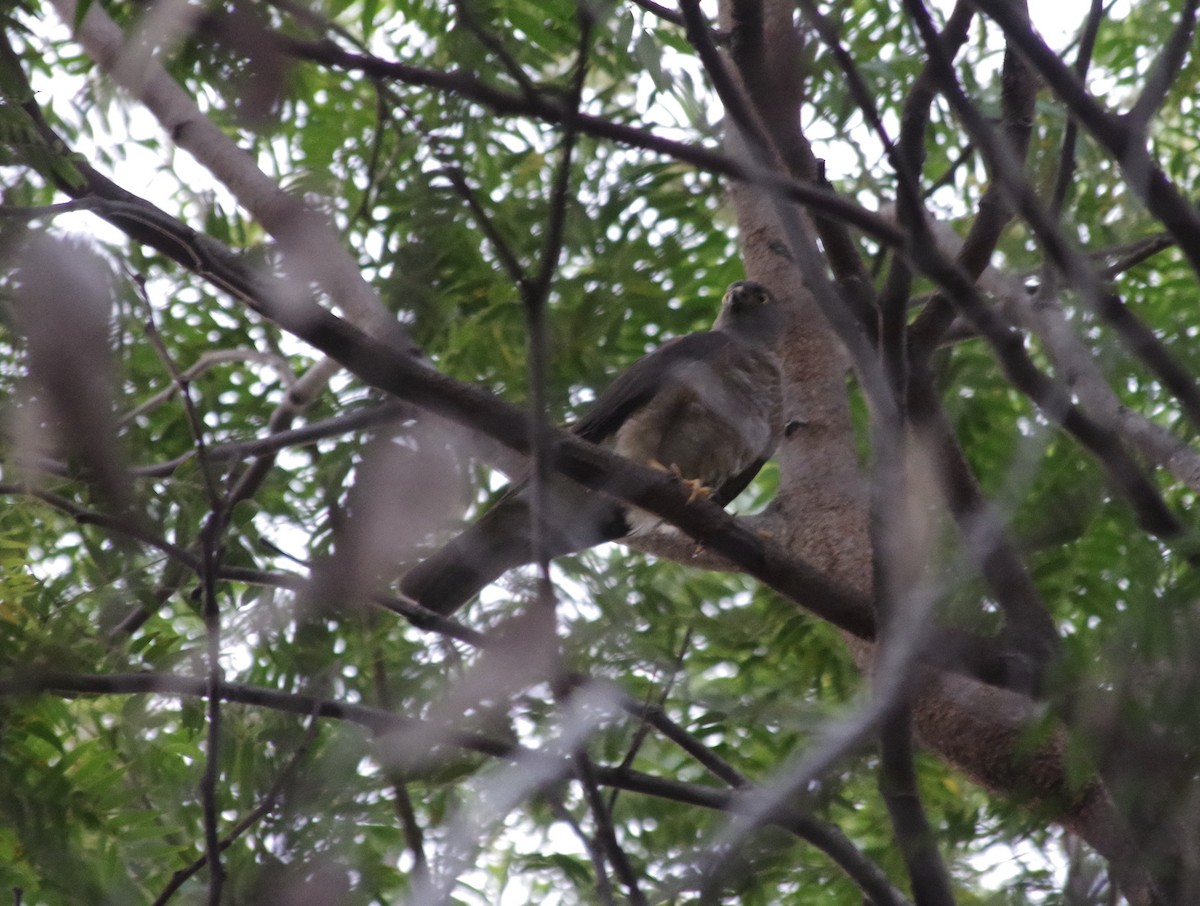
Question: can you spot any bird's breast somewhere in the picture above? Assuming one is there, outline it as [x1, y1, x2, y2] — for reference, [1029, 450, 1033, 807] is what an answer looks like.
[614, 353, 782, 487]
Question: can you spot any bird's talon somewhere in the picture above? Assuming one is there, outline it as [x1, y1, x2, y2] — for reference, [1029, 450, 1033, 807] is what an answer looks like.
[682, 477, 713, 503]
[649, 461, 710, 502]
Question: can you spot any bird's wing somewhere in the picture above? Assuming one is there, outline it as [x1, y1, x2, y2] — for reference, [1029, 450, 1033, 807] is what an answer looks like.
[711, 456, 769, 507]
[570, 331, 734, 444]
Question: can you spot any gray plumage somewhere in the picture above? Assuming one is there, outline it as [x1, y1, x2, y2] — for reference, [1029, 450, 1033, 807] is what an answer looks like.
[400, 280, 787, 616]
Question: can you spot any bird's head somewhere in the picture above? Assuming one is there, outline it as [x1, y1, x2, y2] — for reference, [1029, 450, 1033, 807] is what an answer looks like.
[715, 280, 786, 345]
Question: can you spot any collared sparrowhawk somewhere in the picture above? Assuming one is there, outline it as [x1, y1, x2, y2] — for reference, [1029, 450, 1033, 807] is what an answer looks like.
[399, 280, 787, 615]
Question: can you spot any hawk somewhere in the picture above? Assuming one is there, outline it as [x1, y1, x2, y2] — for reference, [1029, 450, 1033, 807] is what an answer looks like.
[400, 280, 788, 615]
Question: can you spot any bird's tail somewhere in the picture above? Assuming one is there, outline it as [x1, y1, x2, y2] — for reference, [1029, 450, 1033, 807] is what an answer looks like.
[399, 486, 627, 617]
[399, 498, 533, 616]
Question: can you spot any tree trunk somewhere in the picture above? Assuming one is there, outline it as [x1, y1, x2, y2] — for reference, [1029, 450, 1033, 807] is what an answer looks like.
[716, 2, 1160, 902]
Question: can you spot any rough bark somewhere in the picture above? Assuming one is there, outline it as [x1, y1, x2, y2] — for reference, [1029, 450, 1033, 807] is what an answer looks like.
[717, 0, 872, 598]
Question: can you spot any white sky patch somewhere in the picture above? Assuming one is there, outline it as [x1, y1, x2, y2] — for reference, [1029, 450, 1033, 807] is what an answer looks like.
[975, 834, 1067, 900]
[814, 0, 1135, 185]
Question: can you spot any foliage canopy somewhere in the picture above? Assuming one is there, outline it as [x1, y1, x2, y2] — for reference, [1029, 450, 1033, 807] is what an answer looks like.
[3, 0, 1200, 904]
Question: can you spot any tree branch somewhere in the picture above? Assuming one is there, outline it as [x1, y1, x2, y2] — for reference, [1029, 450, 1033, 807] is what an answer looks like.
[522, 11, 592, 605]
[1124, 0, 1200, 135]
[905, 0, 1200, 441]
[878, 707, 957, 906]
[627, 0, 686, 28]
[967, 0, 1200, 280]
[1048, 0, 1105, 217]
[49, 0, 403, 344]
[149, 712, 321, 906]
[0, 669, 909, 906]
[12, 12, 1034, 690]
[901, 0, 1188, 543]
[680, 0, 895, 417]
[271, 32, 905, 247]
[727, 0, 878, 299]
[596, 765, 912, 906]
[574, 754, 648, 906]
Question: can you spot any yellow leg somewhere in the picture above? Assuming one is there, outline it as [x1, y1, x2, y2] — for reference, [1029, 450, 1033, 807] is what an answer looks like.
[681, 476, 713, 503]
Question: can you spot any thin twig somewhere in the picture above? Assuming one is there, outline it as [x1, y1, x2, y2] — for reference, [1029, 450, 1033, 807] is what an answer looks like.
[546, 797, 617, 906]
[575, 754, 648, 906]
[0, 198, 100, 218]
[149, 711, 322, 906]
[910, 0, 1037, 353]
[345, 86, 392, 229]
[878, 706, 957, 906]
[902, 0, 1188, 542]
[0, 669, 909, 906]
[196, 487, 226, 900]
[132, 279, 229, 902]
[613, 693, 748, 788]
[597, 766, 911, 905]
[140, 296, 224, 509]
[1125, 0, 1200, 134]
[118, 347, 296, 426]
[437, 165, 529, 288]
[923, 139, 976, 199]
[1048, 0, 1105, 218]
[968, 0, 1200, 279]
[453, 0, 540, 99]
[370, 644, 429, 882]
[124, 400, 412, 478]
[0, 670, 523, 755]
[608, 626, 694, 810]
[1096, 233, 1175, 279]
[522, 9, 591, 607]
[628, 0, 685, 28]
